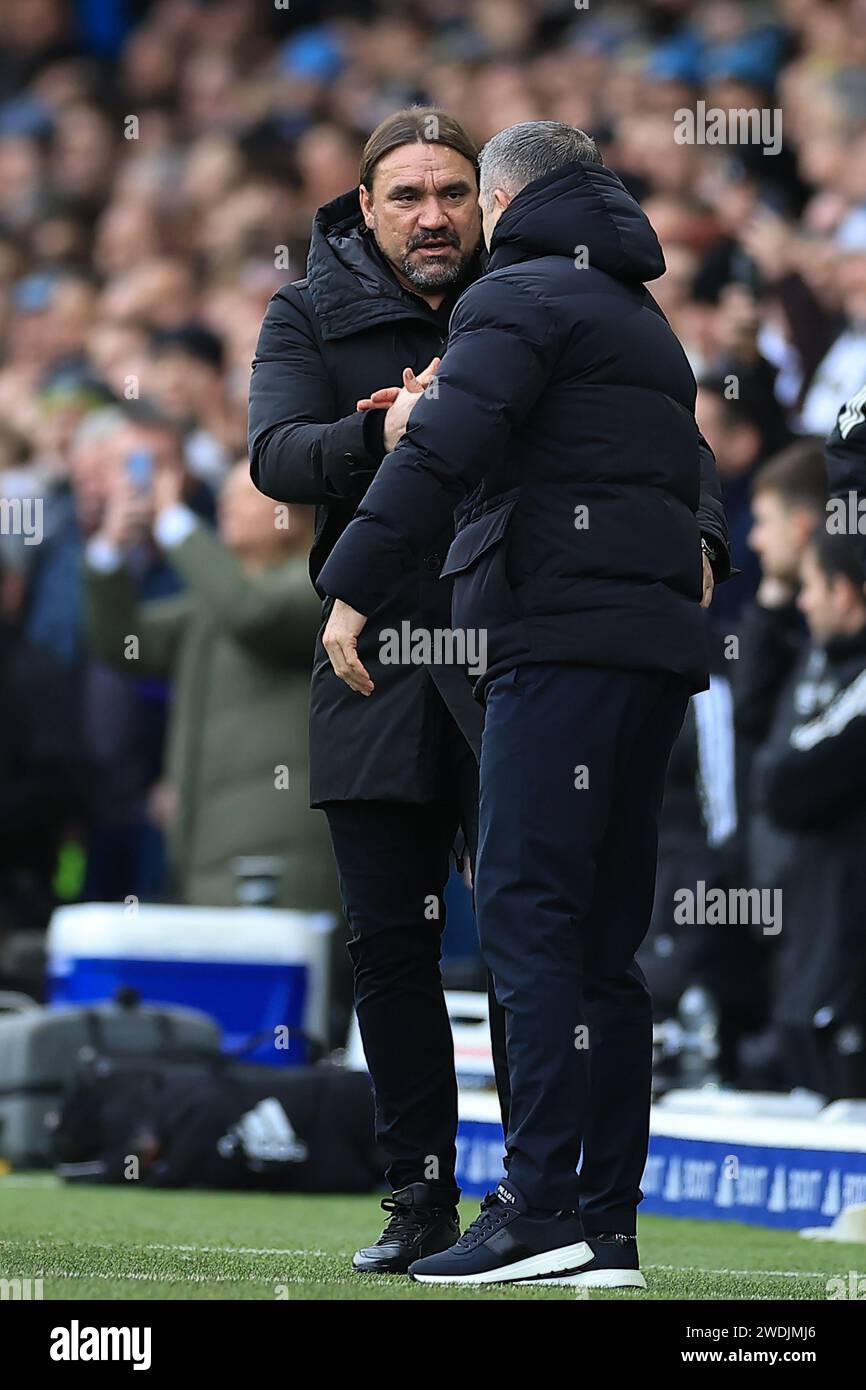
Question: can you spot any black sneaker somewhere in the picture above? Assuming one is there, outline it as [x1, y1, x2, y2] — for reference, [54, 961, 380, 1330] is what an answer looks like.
[518, 1232, 646, 1289]
[408, 1180, 592, 1285]
[352, 1182, 460, 1274]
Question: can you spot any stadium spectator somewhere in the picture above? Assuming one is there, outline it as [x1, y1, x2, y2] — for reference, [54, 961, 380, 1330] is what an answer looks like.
[755, 531, 866, 1098]
[734, 441, 828, 897]
[798, 212, 866, 438]
[643, 441, 828, 1095]
[734, 440, 826, 726]
[147, 324, 244, 490]
[84, 453, 339, 916]
[638, 624, 769, 1089]
[696, 379, 765, 622]
[0, 555, 81, 940]
[24, 406, 188, 902]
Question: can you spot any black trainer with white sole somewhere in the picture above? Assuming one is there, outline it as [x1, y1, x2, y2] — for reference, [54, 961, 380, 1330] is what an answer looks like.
[518, 1231, 647, 1289]
[352, 1182, 460, 1274]
[408, 1180, 592, 1285]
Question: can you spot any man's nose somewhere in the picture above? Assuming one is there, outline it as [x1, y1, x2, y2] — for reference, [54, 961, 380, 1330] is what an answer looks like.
[416, 197, 450, 230]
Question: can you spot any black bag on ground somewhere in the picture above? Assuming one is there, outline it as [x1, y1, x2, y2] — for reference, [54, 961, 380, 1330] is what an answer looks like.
[0, 992, 220, 1166]
[54, 1048, 382, 1193]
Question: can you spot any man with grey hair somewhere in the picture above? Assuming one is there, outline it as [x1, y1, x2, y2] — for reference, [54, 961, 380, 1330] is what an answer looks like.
[478, 119, 602, 201]
[319, 121, 730, 1286]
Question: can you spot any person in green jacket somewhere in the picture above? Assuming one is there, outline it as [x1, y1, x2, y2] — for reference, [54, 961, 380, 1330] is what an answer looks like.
[84, 417, 340, 918]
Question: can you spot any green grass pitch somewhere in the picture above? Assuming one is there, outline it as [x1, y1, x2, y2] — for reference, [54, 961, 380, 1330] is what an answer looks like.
[0, 1174, 860, 1300]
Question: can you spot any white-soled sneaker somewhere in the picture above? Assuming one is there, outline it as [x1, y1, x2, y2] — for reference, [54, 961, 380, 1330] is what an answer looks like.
[518, 1232, 646, 1288]
[409, 1180, 593, 1285]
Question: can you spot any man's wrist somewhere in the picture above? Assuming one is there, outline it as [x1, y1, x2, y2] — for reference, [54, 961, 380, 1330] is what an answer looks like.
[383, 414, 401, 453]
[361, 405, 388, 463]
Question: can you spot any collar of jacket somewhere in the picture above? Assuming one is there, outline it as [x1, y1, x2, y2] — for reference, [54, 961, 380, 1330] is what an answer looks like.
[307, 186, 486, 342]
[487, 159, 666, 284]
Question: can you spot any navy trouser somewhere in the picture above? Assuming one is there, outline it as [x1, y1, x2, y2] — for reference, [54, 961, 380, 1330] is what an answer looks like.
[476, 663, 690, 1225]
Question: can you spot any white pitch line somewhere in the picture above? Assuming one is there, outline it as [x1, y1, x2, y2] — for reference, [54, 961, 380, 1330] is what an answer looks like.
[0, 1176, 59, 1187]
[133, 1251, 854, 1280]
[0, 1238, 838, 1281]
[50, 1270, 271, 1285]
[39, 1270, 548, 1291]
[42, 1269, 828, 1299]
[145, 1242, 331, 1257]
[39, 1271, 590, 1294]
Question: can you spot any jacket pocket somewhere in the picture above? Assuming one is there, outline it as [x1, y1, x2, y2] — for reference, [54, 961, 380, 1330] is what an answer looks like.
[440, 492, 520, 649]
[440, 491, 519, 577]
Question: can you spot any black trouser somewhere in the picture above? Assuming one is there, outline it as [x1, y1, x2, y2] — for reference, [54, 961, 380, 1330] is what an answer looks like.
[476, 663, 690, 1228]
[324, 708, 478, 1196]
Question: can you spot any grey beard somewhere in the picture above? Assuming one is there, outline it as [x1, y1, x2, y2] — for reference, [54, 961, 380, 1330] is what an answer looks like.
[399, 247, 474, 292]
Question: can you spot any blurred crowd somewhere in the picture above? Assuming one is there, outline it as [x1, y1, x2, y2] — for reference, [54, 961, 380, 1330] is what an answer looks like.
[1, 0, 866, 1094]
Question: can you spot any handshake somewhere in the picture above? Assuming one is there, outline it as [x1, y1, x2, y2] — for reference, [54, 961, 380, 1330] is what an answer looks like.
[353, 353, 715, 610]
[356, 355, 441, 452]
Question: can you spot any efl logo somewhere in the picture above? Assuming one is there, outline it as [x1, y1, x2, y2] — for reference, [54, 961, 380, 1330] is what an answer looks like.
[50, 1321, 152, 1371]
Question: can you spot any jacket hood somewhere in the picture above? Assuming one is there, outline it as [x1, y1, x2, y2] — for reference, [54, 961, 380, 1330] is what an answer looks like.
[488, 161, 666, 284]
[306, 188, 484, 340]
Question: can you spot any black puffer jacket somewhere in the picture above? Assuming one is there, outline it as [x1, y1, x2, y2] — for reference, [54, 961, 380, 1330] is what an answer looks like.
[249, 190, 486, 804]
[319, 160, 729, 696]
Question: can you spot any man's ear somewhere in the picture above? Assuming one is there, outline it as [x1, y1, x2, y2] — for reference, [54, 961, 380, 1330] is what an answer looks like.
[359, 184, 375, 230]
[494, 188, 513, 214]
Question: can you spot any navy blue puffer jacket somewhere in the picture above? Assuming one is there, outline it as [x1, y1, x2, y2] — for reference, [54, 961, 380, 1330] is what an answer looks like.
[318, 160, 728, 696]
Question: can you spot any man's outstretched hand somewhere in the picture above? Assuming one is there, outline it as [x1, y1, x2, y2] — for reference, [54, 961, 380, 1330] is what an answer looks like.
[356, 356, 441, 451]
[323, 599, 374, 695]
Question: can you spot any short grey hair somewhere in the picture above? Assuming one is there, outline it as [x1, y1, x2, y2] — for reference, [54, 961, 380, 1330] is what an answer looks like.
[478, 121, 602, 208]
